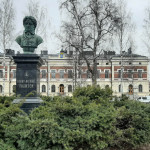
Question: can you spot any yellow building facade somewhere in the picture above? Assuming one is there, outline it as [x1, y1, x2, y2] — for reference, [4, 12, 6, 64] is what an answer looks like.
[0, 50, 149, 99]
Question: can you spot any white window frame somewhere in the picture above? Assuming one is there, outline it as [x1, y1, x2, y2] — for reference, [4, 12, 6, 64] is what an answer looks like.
[67, 69, 73, 78]
[137, 69, 143, 78]
[0, 70, 3, 78]
[11, 69, 16, 79]
[68, 85, 73, 92]
[51, 69, 56, 79]
[104, 69, 110, 78]
[59, 69, 65, 78]
[127, 69, 134, 78]
[41, 70, 47, 78]
[42, 85, 46, 92]
[138, 84, 143, 92]
[51, 85, 56, 92]
[117, 69, 121, 78]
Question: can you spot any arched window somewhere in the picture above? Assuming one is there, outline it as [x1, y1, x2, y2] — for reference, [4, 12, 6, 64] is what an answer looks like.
[51, 85, 55, 92]
[0, 85, 2, 93]
[59, 84, 64, 94]
[119, 85, 121, 92]
[68, 85, 72, 92]
[105, 85, 109, 89]
[139, 85, 143, 92]
[42, 85, 46, 92]
[13, 85, 16, 93]
[129, 84, 133, 95]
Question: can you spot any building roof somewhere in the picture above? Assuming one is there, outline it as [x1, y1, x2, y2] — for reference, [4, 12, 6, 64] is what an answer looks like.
[113, 53, 147, 58]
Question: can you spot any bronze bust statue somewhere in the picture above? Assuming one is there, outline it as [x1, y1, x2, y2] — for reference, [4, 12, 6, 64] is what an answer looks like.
[16, 16, 43, 54]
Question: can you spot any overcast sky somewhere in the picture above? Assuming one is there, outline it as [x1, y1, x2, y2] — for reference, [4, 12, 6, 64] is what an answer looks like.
[10, 0, 150, 55]
[126, 0, 150, 55]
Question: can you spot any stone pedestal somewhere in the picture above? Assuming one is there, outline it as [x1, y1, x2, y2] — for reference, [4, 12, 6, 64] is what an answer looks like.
[13, 54, 43, 114]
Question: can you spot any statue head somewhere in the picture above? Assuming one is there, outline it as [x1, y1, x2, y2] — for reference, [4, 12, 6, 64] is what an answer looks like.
[23, 16, 37, 34]
[15, 16, 43, 54]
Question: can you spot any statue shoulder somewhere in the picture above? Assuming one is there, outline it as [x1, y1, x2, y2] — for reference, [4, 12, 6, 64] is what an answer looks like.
[15, 35, 23, 45]
[35, 34, 43, 45]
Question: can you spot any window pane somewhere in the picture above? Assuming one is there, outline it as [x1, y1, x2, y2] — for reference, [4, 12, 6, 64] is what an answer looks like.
[68, 85, 72, 92]
[68, 70, 73, 78]
[13, 70, 16, 78]
[60, 70, 64, 78]
[51, 70, 55, 78]
[60, 85, 64, 93]
[138, 70, 142, 78]
[42, 70, 46, 78]
[129, 85, 133, 94]
[42, 85, 46, 92]
[105, 70, 109, 78]
[139, 85, 142, 92]
[0, 85, 2, 93]
[128, 70, 132, 78]
[0, 70, 3, 78]
[118, 70, 121, 78]
[51, 85, 55, 92]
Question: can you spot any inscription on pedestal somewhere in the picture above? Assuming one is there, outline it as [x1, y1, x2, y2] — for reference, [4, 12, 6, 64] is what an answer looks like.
[16, 68, 40, 97]
[17, 79, 35, 88]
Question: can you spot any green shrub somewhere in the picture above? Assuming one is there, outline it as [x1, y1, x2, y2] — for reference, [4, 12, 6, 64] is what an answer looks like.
[112, 99, 150, 149]
[0, 96, 16, 104]
[73, 86, 113, 103]
[0, 139, 15, 150]
[0, 86, 150, 150]
[0, 103, 24, 144]
[40, 95, 56, 102]
[2, 86, 116, 150]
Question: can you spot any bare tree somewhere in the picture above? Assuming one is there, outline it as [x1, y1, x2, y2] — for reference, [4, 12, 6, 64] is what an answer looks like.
[110, 0, 135, 95]
[143, 6, 150, 54]
[60, 0, 120, 85]
[0, 0, 15, 96]
[0, 0, 15, 51]
[25, 0, 50, 44]
[112, 0, 135, 53]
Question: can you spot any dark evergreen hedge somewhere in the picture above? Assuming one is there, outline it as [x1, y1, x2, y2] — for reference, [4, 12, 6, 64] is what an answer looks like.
[0, 86, 150, 150]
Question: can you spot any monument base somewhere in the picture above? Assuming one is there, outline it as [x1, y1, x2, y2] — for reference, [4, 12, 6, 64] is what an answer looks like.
[13, 54, 43, 114]
[13, 97, 43, 114]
